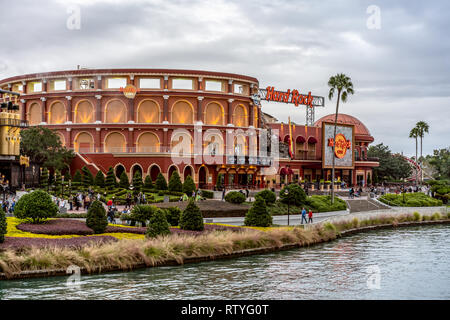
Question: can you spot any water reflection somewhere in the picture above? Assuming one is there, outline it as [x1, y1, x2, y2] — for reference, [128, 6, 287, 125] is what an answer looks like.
[1, 225, 449, 300]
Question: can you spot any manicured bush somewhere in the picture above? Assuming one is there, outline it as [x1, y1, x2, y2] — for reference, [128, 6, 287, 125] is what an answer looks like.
[179, 199, 204, 231]
[146, 209, 171, 238]
[130, 205, 159, 226]
[105, 167, 116, 190]
[0, 207, 6, 243]
[40, 167, 49, 189]
[94, 170, 105, 188]
[379, 193, 443, 207]
[14, 190, 58, 223]
[164, 207, 182, 226]
[168, 171, 182, 192]
[279, 184, 306, 206]
[216, 173, 224, 190]
[133, 171, 143, 192]
[182, 175, 196, 196]
[82, 166, 94, 188]
[119, 171, 130, 189]
[72, 169, 82, 185]
[244, 195, 272, 227]
[225, 191, 246, 204]
[200, 189, 214, 199]
[53, 169, 62, 195]
[307, 195, 347, 212]
[144, 175, 153, 189]
[256, 189, 276, 205]
[86, 200, 108, 234]
[155, 172, 168, 190]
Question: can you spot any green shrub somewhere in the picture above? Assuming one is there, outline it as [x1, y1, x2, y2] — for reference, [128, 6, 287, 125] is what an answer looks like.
[0, 207, 6, 243]
[307, 195, 347, 212]
[155, 173, 168, 190]
[130, 205, 159, 226]
[256, 189, 276, 205]
[86, 200, 108, 234]
[168, 171, 182, 192]
[431, 212, 441, 220]
[144, 175, 153, 189]
[179, 199, 204, 231]
[82, 166, 94, 188]
[133, 171, 143, 192]
[200, 189, 214, 199]
[94, 170, 105, 188]
[14, 190, 58, 224]
[244, 196, 272, 227]
[105, 167, 116, 190]
[182, 175, 196, 197]
[40, 167, 49, 189]
[413, 212, 421, 221]
[225, 191, 246, 204]
[146, 208, 171, 238]
[164, 207, 182, 226]
[279, 184, 306, 206]
[119, 171, 130, 189]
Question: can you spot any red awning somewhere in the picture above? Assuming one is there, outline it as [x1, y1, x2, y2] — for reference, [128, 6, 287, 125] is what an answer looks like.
[280, 168, 294, 175]
[296, 136, 306, 143]
[308, 136, 318, 144]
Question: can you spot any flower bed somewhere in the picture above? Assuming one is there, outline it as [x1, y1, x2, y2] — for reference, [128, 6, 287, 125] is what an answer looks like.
[0, 236, 116, 250]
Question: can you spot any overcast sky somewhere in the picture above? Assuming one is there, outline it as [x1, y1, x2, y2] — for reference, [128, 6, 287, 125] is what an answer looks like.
[1, 0, 448, 157]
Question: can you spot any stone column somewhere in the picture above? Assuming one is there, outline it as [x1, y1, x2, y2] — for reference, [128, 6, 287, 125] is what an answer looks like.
[40, 97, 47, 123]
[198, 77, 203, 91]
[42, 79, 47, 93]
[163, 95, 169, 122]
[227, 99, 234, 125]
[65, 96, 72, 122]
[197, 96, 204, 122]
[20, 99, 26, 121]
[163, 128, 168, 152]
[228, 79, 233, 94]
[129, 75, 134, 86]
[249, 102, 254, 127]
[128, 127, 134, 153]
[163, 75, 169, 91]
[95, 95, 102, 123]
[128, 98, 134, 123]
[67, 77, 73, 91]
[95, 128, 101, 152]
[96, 75, 102, 91]
[21, 81, 27, 94]
[67, 128, 73, 148]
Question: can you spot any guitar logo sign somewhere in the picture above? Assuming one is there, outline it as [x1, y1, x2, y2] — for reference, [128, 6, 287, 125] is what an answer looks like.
[328, 134, 351, 159]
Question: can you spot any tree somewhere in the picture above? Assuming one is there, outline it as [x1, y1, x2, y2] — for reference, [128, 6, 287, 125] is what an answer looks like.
[409, 127, 420, 184]
[94, 170, 105, 188]
[415, 121, 430, 182]
[144, 175, 153, 189]
[179, 199, 204, 231]
[20, 126, 74, 171]
[279, 184, 307, 206]
[54, 169, 62, 195]
[155, 172, 168, 190]
[0, 207, 6, 243]
[327, 73, 354, 204]
[256, 189, 276, 205]
[427, 148, 450, 180]
[119, 171, 130, 189]
[105, 167, 116, 190]
[168, 171, 182, 192]
[72, 169, 82, 187]
[244, 195, 272, 227]
[182, 175, 196, 196]
[133, 170, 143, 192]
[82, 166, 94, 188]
[216, 173, 224, 190]
[14, 190, 58, 224]
[86, 200, 108, 234]
[368, 143, 412, 182]
[146, 208, 171, 238]
[40, 167, 49, 190]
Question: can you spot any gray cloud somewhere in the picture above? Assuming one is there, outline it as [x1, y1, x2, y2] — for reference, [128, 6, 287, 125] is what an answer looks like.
[0, 0, 448, 156]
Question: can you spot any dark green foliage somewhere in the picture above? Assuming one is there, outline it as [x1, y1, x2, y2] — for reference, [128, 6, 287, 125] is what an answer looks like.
[0, 207, 6, 243]
[256, 189, 276, 205]
[14, 190, 58, 223]
[182, 175, 196, 196]
[306, 195, 347, 212]
[368, 143, 412, 182]
[155, 172, 168, 190]
[164, 207, 182, 226]
[94, 170, 105, 188]
[144, 175, 153, 189]
[130, 205, 159, 225]
[225, 191, 246, 204]
[279, 184, 306, 206]
[105, 167, 116, 190]
[40, 167, 49, 189]
[86, 200, 108, 234]
[379, 193, 443, 207]
[168, 171, 182, 192]
[54, 169, 62, 194]
[73, 169, 82, 184]
[119, 171, 130, 189]
[82, 166, 94, 188]
[146, 209, 171, 238]
[216, 173, 224, 190]
[244, 196, 272, 227]
[179, 199, 204, 231]
[133, 171, 143, 192]
[200, 189, 214, 199]
[64, 170, 71, 183]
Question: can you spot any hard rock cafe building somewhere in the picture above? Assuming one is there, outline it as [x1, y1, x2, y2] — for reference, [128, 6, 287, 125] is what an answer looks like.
[0, 68, 378, 189]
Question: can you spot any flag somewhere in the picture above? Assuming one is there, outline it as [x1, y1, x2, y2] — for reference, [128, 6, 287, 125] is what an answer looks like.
[304, 124, 308, 151]
[288, 117, 294, 160]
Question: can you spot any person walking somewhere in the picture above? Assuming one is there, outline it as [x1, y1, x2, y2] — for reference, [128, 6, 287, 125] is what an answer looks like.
[222, 187, 226, 201]
[301, 207, 308, 224]
[308, 210, 313, 224]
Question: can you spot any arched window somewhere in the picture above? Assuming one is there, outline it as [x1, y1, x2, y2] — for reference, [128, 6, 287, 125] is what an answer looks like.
[28, 103, 41, 125]
[74, 101, 94, 123]
[136, 132, 160, 153]
[74, 132, 94, 152]
[104, 132, 126, 153]
[49, 101, 66, 124]
[204, 102, 224, 125]
[137, 100, 160, 123]
[233, 105, 248, 127]
[105, 100, 127, 123]
[171, 101, 194, 124]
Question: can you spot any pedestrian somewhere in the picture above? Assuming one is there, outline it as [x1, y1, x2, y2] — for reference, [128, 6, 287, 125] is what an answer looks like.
[222, 187, 226, 201]
[301, 207, 307, 224]
[245, 187, 249, 199]
[308, 210, 313, 224]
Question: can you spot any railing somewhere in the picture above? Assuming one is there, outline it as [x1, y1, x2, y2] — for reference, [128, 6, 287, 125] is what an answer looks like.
[355, 156, 379, 162]
[295, 151, 317, 160]
[0, 118, 29, 128]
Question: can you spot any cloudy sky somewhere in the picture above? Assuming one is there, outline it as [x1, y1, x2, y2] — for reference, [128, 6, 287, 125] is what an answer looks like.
[1, 0, 448, 157]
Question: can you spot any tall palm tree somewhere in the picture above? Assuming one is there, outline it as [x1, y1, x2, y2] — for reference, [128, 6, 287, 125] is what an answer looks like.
[409, 127, 419, 184]
[328, 73, 354, 204]
[415, 121, 429, 183]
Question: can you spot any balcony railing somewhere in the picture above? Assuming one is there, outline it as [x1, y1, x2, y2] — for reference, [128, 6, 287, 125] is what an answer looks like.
[0, 118, 29, 128]
[355, 156, 379, 162]
[295, 151, 317, 160]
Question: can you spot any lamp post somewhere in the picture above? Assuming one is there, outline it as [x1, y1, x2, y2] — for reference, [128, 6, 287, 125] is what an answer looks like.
[284, 189, 290, 226]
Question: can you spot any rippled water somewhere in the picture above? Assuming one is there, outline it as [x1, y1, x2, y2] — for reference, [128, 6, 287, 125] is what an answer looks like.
[1, 225, 449, 300]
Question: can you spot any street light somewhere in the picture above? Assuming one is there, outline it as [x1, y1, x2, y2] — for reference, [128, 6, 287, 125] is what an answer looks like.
[284, 188, 290, 226]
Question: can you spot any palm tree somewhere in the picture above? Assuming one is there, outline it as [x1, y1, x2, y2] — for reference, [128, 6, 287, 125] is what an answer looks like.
[328, 73, 354, 204]
[415, 121, 429, 183]
[409, 127, 419, 184]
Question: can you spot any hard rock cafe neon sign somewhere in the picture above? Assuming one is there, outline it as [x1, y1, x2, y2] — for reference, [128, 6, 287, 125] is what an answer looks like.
[265, 86, 314, 108]
[328, 134, 351, 159]
[120, 84, 140, 99]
